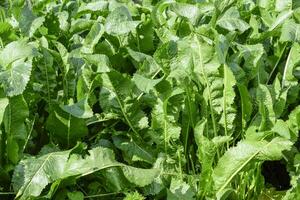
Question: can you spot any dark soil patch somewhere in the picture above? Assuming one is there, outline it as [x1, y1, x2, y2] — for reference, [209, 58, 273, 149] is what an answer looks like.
[261, 160, 291, 191]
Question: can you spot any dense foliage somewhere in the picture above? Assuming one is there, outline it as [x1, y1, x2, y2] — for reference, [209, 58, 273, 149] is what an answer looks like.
[0, 0, 300, 199]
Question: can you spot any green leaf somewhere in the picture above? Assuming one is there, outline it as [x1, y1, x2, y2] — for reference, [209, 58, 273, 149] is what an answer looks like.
[17, 6, 44, 37]
[83, 54, 111, 73]
[70, 19, 95, 34]
[236, 43, 264, 80]
[167, 178, 195, 200]
[122, 166, 160, 187]
[105, 6, 140, 35]
[219, 64, 236, 135]
[269, 10, 293, 31]
[99, 71, 148, 135]
[77, 1, 109, 16]
[13, 150, 71, 200]
[67, 191, 84, 200]
[282, 43, 300, 87]
[132, 73, 163, 93]
[275, 0, 292, 12]
[151, 89, 184, 150]
[61, 98, 93, 119]
[238, 84, 252, 129]
[0, 60, 32, 96]
[194, 120, 215, 196]
[287, 105, 300, 140]
[272, 119, 290, 139]
[124, 191, 146, 200]
[280, 20, 300, 42]
[63, 147, 159, 187]
[0, 90, 8, 124]
[216, 7, 250, 33]
[63, 147, 120, 177]
[113, 136, 155, 164]
[213, 137, 292, 195]
[81, 22, 104, 54]
[3, 95, 28, 164]
[0, 40, 35, 67]
[170, 3, 200, 24]
[46, 105, 88, 148]
[256, 84, 276, 130]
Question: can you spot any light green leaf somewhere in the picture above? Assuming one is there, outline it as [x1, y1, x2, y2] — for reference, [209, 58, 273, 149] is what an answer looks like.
[0, 60, 32, 96]
[81, 22, 104, 54]
[29, 16, 45, 37]
[0, 90, 8, 124]
[236, 43, 264, 80]
[63, 147, 119, 177]
[84, 54, 111, 73]
[77, 1, 109, 16]
[282, 43, 300, 87]
[105, 6, 140, 35]
[13, 150, 71, 200]
[216, 7, 250, 32]
[67, 191, 84, 200]
[167, 178, 195, 200]
[269, 10, 293, 31]
[256, 84, 276, 130]
[99, 71, 148, 134]
[287, 105, 300, 140]
[122, 166, 160, 187]
[280, 20, 300, 42]
[272, 119, 290, 139]
[70, 19, 95, 34]
[219, 64, 236, 135]
[275, 0, 292, 12]
[170, 3, 200, 24]
[132, 73, 163, 93]
[57, 11, 69, 32]
[151, 89, 183, 149]
[0, 40, 35, 67]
